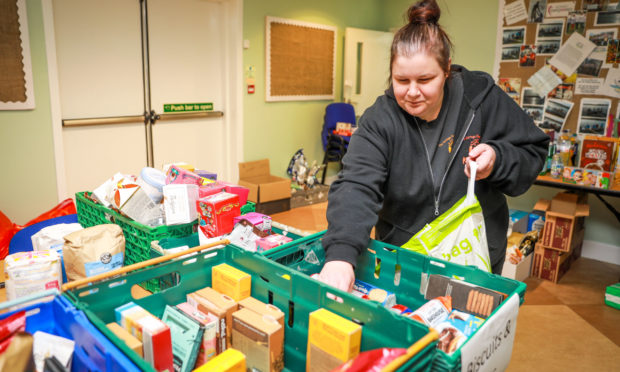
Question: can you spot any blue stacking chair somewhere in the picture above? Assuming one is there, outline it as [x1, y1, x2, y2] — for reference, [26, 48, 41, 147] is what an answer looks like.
[320, 103, 356, 184]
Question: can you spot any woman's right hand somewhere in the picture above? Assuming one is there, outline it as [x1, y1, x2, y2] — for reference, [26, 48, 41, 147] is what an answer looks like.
[318, 260, 355, 293]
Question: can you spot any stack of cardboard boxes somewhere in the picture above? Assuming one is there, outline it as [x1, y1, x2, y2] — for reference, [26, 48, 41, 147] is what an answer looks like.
[532, 192, 589, 283]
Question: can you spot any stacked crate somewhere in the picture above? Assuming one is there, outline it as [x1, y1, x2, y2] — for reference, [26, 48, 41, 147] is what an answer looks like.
[532, 192, 589, 283]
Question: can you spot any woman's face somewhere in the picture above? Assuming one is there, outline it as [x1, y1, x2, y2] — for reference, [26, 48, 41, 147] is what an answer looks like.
[392, 53, 448, 121]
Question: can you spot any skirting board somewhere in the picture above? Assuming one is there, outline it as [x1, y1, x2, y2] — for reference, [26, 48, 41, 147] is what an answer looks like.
[582, 240, 620, 266]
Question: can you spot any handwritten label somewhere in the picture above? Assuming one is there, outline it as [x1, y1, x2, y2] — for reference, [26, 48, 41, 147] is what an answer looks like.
[461, 294, 519, 372]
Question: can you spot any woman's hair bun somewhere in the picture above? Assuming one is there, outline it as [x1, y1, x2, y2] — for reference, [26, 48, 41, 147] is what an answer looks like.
[407, 0, 440, 25]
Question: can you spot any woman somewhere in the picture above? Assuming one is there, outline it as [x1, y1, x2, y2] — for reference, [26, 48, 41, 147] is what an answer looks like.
[319, 0, 549, 292]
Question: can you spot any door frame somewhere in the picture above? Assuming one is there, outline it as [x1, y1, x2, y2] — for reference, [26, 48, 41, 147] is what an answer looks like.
[42, 0, 244, 201]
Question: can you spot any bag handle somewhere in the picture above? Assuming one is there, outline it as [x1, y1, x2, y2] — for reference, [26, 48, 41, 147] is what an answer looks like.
[62, 238, 229, 291]
[466, 160, 478, 204]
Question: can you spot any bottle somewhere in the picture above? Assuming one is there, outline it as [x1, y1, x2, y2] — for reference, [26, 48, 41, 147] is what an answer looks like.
[540, 141, 555, 175]
[532, 216, 544, 233]
[550, 153, 563, 178]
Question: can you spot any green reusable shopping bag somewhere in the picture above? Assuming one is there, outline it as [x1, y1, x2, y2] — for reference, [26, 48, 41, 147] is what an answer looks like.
[401, 162, 492, 272]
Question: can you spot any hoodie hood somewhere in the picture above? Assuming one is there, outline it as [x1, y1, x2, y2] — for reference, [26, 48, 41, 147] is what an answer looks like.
[385, 64, 495, 111]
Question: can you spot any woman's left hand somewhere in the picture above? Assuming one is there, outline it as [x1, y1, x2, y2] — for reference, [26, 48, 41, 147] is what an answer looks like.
[465, 144, 496, 180]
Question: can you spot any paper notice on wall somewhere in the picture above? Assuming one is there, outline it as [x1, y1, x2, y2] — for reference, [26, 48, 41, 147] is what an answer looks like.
[504, 0, 528, 25]
[601, 67, 620, 98]
[528, 65, 562, 97]
[548, 33, 596, 75]
[545, 1, 576, 18]
[460, 294, 519, 372]
[575, 78, 604, 95]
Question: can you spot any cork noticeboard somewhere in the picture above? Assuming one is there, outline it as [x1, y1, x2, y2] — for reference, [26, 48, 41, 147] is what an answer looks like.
[0, 0, 35, 110]
[266, 16, 336, 101]
[496, 0, 619, 136]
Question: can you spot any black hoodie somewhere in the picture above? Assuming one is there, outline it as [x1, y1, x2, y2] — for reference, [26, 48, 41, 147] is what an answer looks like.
[323, 65, 549, 272]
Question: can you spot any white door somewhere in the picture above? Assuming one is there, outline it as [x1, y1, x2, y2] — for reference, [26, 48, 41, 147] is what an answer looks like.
[343, 27, 393, 118]
[148, 0, 227, 174]
[49, 0, 241, 198]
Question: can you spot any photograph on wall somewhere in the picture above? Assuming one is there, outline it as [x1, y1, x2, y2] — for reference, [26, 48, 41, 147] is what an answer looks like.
[548, 83, 574, 100]
[519, 45, 537, 66]
[502, 27, 526, 45]
[528, 0, 547, 23]
[583, 0, 611, 11]
[578, 98, 611, 135]
[539, 113, 565, 132]
[537, 40, 562, 55]
[577, 56, 604, 76]
[537, 18, 565, 40]
[606, 39, 620, 63]
[595, 9, 620, 25]
[566, 10, 586, 35]
[586, 28, 618, 53]
[521, 87, 546, 125]
[498, 78, 522, 103]
[502, 45, 522, 61]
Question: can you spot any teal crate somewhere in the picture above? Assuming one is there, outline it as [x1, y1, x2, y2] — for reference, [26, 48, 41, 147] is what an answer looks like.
[64, 245, 437, 372]
[263, 231, 527, 372]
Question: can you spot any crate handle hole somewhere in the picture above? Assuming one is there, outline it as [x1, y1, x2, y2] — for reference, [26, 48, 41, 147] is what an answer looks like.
[108, 279, 127, 289]
[325, 292, 344, 303]
[383, 246, 396, 252]
[374, 257, 381, 279]
[94, 343, 105, 357]
[260, 276, 270, 283]
[25, 308, 41, 317]
[182, 257, 198, 266]
[81, 346, 90, 357]
[133, 272, 181, 298]
[352, 318, 365, 326]
[394, 264, 402, 286]
[78, 288, 99, 297]
[268, 291, 273, 305]
[203, 252, 218, 260]
[430, 261, 446, 268]
[287, 300, 295, 328]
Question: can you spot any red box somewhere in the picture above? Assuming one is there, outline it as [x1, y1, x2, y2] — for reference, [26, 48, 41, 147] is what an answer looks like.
[197, 192, 240, 238]
[538, 245, 571, 283]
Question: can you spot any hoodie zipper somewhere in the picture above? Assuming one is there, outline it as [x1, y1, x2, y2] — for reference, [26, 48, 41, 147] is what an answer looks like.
[414, 110, 476, 216]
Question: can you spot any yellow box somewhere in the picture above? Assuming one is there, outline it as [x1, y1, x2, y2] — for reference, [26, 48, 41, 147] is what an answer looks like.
[107, 322, 143, 358]
[306, 308, 362, 372]
[212, 264, 251, 301]
[193, 348, 246, 372]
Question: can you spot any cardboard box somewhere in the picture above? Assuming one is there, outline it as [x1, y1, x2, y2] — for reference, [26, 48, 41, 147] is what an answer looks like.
[107, 322, 143, 358]
[197, 192, 241, 238]
[538, 245, 572, 283]
[306, 309, 361, 372]
[187, 287, 238, 353]
[162, 305, 204, 372]
[176, 302, 218, 368]
[540, 192, 589, 253]
[212, 264, 252, 301]
[193, 348, 246, 372]
[532, 244, 544, 278]
[232, 308, 284, 372]
[509, 209, 529, 234]
[238, 159, 291, 213]
[501, 251, 533, 282]
[114, 302, 174, 372]
[163, 184, 199, 225]
[238, 297, 285, 327]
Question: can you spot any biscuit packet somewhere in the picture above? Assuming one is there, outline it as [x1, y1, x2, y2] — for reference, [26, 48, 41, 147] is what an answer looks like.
[408, 296, 452, 327]
[435, 310, 484, 355]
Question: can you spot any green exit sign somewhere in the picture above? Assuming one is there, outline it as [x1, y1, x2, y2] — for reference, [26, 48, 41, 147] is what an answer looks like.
[163, 102, 213, 112]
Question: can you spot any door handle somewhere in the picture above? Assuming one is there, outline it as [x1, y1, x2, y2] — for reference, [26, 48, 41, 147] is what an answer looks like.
[62, 115, 146, 127]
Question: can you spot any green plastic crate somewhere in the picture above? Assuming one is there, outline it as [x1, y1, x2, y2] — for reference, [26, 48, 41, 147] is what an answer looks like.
[263, 231, 527, 372]
[76, 191, 197, 292]
[63, 245, 437, 372]
[240, 200, 256, 214]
